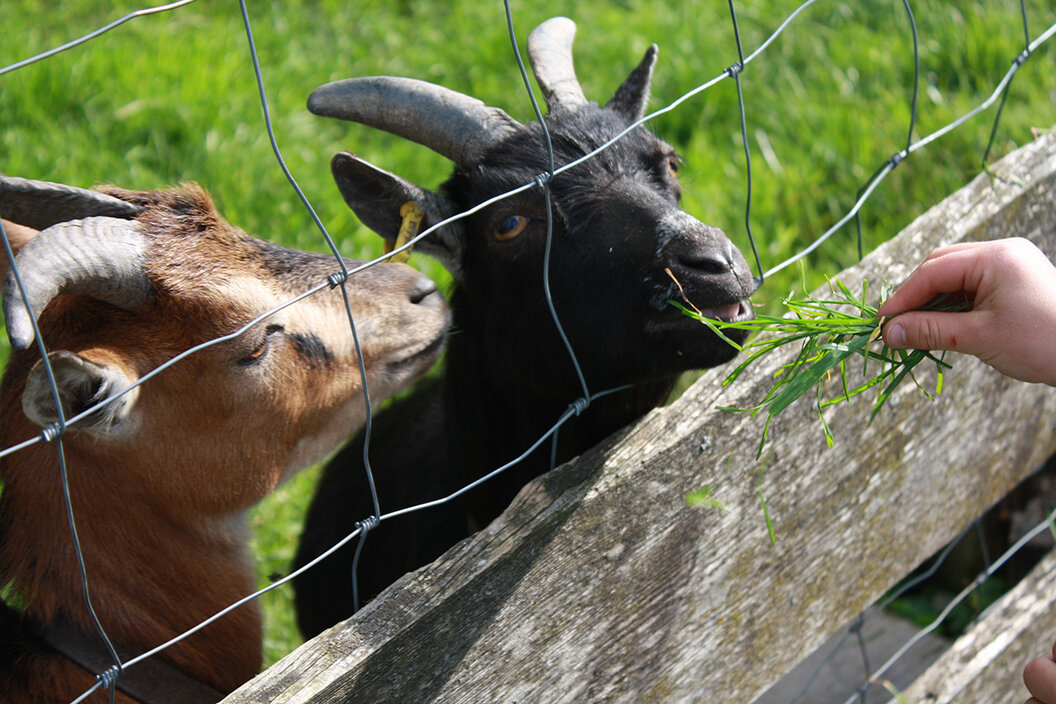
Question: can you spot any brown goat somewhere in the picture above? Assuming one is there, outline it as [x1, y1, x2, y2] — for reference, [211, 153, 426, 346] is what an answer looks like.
[0, 178, 448, 703]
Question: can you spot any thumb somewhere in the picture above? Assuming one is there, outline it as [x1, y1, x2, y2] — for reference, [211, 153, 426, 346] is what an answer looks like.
[882, 310, 984, 354]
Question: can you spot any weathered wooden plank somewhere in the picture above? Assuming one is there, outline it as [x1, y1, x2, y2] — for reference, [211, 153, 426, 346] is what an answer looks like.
[225, 131, 1056, 703]
[883, 548, 1056, 704]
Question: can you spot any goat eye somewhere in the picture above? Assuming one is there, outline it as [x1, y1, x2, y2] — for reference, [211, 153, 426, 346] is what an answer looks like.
[238, 324, 284, 366]
[494, 215, 529, 242]
[666, 155, 680, 178]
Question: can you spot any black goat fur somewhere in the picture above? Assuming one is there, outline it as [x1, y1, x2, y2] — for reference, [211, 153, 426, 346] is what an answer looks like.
[293, 33, 756, 638]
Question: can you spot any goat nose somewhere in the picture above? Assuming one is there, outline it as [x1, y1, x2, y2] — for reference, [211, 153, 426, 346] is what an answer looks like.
[409, 275, 442, 306]
[677, 241, 736, 276]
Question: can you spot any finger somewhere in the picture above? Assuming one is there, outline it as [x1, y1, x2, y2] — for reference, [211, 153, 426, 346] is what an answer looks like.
[878, 245, 987, 317]
[881, 309, 995, 353]
[1024, 654, 1056, 703]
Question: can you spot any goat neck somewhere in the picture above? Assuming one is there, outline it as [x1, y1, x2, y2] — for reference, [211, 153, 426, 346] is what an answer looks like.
[442, 289, 677, 528]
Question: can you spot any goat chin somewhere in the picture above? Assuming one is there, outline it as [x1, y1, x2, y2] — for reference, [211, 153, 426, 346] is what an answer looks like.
[281, 399, 367, 483]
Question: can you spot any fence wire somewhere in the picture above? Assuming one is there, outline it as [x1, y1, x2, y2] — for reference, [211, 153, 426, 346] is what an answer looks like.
[0, 1, 1054, 702]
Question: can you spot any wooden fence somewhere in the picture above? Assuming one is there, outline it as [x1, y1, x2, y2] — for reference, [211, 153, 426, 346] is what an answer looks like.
[225, 129, 1056, 703]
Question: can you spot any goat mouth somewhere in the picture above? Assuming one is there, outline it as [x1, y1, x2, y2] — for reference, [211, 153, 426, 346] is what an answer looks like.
[392, 329, 447, 371]
[693, 300, 753, 324]
[647, 298, 753, 337]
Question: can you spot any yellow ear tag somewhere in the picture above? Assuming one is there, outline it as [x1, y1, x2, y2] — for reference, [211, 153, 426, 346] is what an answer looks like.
[384, 201, 425, 264]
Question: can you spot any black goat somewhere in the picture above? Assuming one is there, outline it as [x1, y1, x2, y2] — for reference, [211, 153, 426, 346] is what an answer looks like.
[293, 17, 756, 637]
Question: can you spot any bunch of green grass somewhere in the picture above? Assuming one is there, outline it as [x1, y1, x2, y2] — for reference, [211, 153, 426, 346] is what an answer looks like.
[675, 280, 965, 457]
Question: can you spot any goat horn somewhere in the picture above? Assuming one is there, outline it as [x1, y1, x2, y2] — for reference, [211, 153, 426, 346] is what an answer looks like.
[527, 17, 587, 111]
[3, 217, 153, 351]
[0, 176, 144, 231]
[308, 77, 520, 165]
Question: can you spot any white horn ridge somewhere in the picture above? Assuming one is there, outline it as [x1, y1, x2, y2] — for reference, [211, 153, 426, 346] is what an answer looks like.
[3, 217, 154, 351]
[308, 76, 520, 165]
[527, 17, 587, 111]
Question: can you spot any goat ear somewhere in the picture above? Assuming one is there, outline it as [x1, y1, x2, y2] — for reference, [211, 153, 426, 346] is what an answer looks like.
[330, 152, 467, 280]
[606, 44, 658, 122]
[22, 350, 140, 438]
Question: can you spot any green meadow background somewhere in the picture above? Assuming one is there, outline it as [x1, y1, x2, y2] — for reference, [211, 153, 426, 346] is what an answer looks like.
[1, 0, 1054, 667]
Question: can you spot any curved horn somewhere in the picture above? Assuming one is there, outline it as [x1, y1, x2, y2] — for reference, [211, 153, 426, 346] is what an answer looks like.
[308, 77, 520, 165]
[527, 17, 587, 111]
[3, 217, 154, 351]
[606, 44, 658, 121]
[0, 176, 144, 231]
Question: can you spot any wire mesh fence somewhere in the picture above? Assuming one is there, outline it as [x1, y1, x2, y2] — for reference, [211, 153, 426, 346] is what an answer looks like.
[757, 469, 1056, 704]
[1, 0, 1055, 701]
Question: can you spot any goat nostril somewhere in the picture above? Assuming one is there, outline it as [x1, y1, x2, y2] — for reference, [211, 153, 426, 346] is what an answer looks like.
[409, 279, 440, 305]
[679, 249, 733, 276]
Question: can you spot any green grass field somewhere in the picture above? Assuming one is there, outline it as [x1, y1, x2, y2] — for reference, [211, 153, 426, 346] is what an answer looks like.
[2, 0, 1054, 668]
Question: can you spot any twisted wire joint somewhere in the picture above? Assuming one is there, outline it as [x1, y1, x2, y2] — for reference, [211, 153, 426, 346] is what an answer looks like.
[327, 270, 349, 289]
[328, 271, 350, 289]
[97, 664, 123, 689]
[568, 397, 590, 417]
[40, 422, 65, 443]
[356, 515, 379, 534]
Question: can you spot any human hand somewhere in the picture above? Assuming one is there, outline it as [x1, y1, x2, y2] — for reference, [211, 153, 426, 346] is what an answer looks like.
[878, 238, 1056, 387]
[1025, 640, 1056, 704]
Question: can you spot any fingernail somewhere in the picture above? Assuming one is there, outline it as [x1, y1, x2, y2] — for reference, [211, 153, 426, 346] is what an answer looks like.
[887, 323, 907, 348]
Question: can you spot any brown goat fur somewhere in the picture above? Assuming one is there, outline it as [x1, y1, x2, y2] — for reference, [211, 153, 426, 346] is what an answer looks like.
[0, 183, 448, 702]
